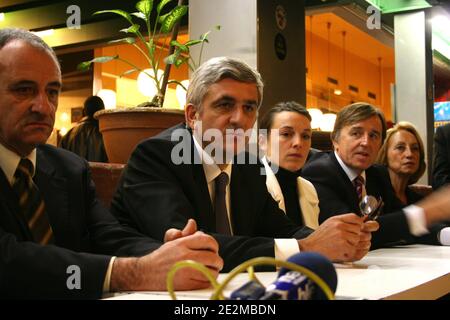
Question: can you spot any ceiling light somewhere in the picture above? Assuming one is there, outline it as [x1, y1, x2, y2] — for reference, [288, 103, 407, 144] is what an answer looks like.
[32, 29, 54, 38]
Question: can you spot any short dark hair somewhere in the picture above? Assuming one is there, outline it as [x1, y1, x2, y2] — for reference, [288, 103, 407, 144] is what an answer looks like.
[84, 96, 105, 118]
[0, 28, 59, 67]
[259, 101, 311, 132]
[331, 102, 387, 143]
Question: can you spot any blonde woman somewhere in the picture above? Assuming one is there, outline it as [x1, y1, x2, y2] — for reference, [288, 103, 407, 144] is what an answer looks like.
[376, 121, 426, 207]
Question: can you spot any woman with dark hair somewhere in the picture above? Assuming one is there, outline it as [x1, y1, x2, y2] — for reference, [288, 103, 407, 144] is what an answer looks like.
[375, 121, 426, 207]
[59, 95, 108, 162]
[259, 101, 320, 229]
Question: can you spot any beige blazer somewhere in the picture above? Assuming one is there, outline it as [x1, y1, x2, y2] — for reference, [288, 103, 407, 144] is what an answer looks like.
[262, 157, 320, 229]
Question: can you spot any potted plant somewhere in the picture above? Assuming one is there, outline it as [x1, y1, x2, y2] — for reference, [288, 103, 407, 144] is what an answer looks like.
[78, 0, 217, 163]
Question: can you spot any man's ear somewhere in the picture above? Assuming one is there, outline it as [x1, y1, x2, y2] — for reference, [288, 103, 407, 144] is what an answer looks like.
[332, 138, 339, 152]
[185, 104, 198, 129]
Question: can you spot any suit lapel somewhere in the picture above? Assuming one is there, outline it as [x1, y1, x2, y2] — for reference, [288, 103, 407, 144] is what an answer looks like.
[230, 164, 254, 235]
[329, 152, 360, 213]
[35, 148, 69, 241]
[0, 169, 33, 240]
[188, 133, 215, 231]
[191, 162, 215, 230]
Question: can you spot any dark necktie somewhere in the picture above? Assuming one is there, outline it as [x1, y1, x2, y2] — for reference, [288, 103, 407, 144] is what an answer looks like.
[12, 158, 53, 244]
[214, 172, 231, 235]
[354, 175, 365, 203]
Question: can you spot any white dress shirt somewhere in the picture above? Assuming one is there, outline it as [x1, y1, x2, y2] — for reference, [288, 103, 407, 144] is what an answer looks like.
[193, 137, 301, 260]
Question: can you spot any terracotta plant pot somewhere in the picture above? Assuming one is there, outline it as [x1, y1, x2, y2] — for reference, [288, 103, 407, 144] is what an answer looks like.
[95, 107, 185, 164]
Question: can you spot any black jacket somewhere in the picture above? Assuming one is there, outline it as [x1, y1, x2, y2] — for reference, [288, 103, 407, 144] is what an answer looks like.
[59, 117, 108, 162]
[111, 123, 313, 272]
[432, 123, 450, 189]
[0, 145, 160, 299]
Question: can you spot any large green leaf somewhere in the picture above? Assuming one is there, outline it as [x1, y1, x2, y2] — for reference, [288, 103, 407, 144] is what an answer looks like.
[77, 55, 118, 71]
[136, 0, 153, 17]
[170, 40, 188, 52]
[157, 0, 173, 14]
[120, 68, 140, 77]
[120, 24, 140, 34]
[108, 37, 136, 45]
[94, 10, 133, 24]
[184, 39, 203, 47]
[160, 5, 187, 34]
[175, 56, 189, 68]
[131, 12, 146, 21]
[164, 53, 178, 65]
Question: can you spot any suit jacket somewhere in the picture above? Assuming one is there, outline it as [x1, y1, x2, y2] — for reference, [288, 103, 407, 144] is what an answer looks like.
[261, 157, 320, 229]
[301, 151, 441, 249]
[111, 124, 313, 272]
[0, 145, 160, 299]
[432, 123, 450, 189]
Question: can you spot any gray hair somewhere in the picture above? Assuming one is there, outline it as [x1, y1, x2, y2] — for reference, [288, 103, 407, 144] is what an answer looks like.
[0, 28, 59, 68]
[186, 56, 264, 111]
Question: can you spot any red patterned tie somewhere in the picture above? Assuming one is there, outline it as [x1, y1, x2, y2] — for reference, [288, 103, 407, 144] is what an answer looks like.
[354, 175, 365, 202]
[12, 158, 53, 244]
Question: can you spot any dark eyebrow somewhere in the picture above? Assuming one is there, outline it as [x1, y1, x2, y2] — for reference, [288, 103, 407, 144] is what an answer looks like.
[48, 81, 62, 89]
[212, 95, 235, 105]
[9, 80, 36, 88]
[9, 80, 62, 89]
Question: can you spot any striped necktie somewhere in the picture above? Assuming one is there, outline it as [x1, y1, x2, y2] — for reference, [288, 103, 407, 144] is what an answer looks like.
[12, 158, 53, 244]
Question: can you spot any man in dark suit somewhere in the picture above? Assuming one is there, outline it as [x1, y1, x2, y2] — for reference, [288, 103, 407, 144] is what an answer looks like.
[302, 103, 450, 249]
[111, 57, 378, 271]
[432, 123, 450, 189]
[0, 28, 222, 299]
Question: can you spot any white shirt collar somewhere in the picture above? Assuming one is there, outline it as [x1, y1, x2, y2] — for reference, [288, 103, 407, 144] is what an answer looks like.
[334, 151, 366, 183]
[0, 143, 37, 185]
[193, 135, 232, 184]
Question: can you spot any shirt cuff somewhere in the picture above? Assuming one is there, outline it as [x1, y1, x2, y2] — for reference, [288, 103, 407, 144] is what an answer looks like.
[103, 256, 116, 293]
[403, 205, 429, 236]
[439, 227, 450, 245]
[274, 239, 300, 261]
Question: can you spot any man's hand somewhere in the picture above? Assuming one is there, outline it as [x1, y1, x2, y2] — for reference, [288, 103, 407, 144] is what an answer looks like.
[416, 185, 450, 226]
[110, 231, 223, 292]
[298, 213, 365, 262]
[164, 219, 198, 242]
[353, 219, 379, 261]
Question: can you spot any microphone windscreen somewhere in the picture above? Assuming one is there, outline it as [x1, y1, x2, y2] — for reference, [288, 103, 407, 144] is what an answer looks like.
[279, 252, 337, 299]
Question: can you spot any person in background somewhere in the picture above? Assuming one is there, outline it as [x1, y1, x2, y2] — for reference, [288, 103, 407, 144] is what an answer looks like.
[302, 102, 450, 249]
[59, 95, 108, 162]
[258, 101, 320, 229]
[0, 27, 222, 299]
[432, 122, 450, 189]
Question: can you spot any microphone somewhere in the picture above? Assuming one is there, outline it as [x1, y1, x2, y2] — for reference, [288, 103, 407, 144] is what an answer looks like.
[260, 252, 338, 300]
[229, 280, 266, 300]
